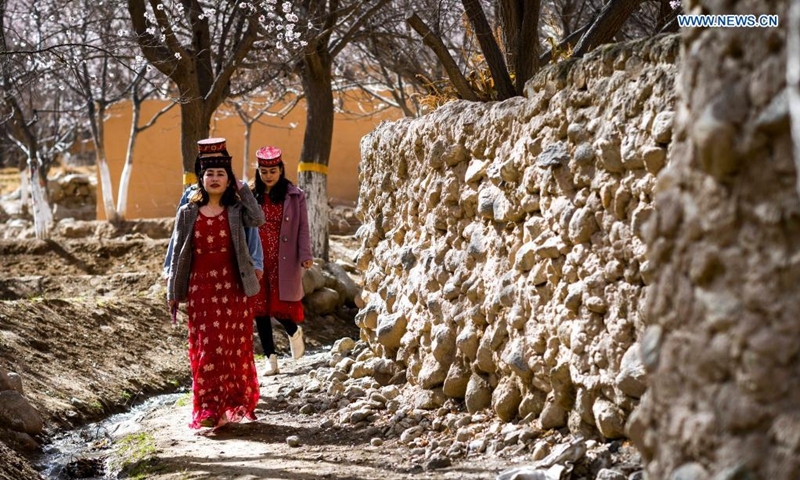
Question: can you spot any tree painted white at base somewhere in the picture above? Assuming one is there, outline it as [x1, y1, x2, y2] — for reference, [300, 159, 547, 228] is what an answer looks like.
[299, 170, 330, 261]
[98, 158, 119, 223]
[29, 165, 52, 240]
[117, 158, 133, 220]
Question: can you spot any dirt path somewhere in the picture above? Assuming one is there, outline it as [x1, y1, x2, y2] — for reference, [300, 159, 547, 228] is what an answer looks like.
[131, 351, 516, 480]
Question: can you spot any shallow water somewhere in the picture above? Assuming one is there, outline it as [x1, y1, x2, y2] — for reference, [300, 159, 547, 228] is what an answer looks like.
[34, 392, 185, 480]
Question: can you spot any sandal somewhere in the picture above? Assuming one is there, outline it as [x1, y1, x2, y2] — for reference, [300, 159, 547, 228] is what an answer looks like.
[199, 417, 217, 428]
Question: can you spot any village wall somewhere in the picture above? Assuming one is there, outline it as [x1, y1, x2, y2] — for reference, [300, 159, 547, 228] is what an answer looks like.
[355, 34, 679, 439]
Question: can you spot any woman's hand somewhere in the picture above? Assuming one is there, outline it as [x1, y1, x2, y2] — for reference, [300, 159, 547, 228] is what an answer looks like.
[255, 269, 264, 280]
[301, 260, 313, 269]
[168, 300, 179, 324]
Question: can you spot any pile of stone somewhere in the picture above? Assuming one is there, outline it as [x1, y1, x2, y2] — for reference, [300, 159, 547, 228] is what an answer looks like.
[302, 261, 362, 317]
[48, 172, 96, 221]
[280, 338, 645, 479]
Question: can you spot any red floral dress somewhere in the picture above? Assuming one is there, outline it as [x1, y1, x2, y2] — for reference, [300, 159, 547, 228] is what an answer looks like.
[186, 209, 259, 428]
[252, 197, 304, 323]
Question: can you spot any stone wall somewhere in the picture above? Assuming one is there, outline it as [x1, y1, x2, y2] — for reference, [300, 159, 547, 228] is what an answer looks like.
[632, 1, 800, 478]
[355, 33, 678, 439]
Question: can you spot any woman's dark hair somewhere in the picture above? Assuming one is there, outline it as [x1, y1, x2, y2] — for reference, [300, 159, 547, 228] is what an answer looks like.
[189, 165, 239, 206]
[254, 162, 292, 205]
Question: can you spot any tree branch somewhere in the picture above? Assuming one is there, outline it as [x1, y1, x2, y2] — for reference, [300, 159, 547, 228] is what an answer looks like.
[406, 13, 479, 102]
[572, 0, 644, 57]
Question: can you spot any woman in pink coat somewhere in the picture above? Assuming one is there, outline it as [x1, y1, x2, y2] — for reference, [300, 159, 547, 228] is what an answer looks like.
[250, 146, 313, 375]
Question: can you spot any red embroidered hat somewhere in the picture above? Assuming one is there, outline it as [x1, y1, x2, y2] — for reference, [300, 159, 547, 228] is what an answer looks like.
[256, 146, 282, 167]
[197, 137, 232, 170]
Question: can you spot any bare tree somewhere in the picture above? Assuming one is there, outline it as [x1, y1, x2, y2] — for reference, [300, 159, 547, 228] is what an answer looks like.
[289, 0, 391, 261]
[52, 0, 142, 223]
[406, 0, 654, 102]
[0, 0, 84, 237]
[118, 69, 177, 220]
[126, 0, 265, 178]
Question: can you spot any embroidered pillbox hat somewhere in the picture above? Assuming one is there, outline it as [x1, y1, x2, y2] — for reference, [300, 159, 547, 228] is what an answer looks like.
[197, 137, 232, 170]
[256, 146, 282, 167]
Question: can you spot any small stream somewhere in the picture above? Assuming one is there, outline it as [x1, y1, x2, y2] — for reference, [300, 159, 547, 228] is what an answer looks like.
[34, 392, 186, 480]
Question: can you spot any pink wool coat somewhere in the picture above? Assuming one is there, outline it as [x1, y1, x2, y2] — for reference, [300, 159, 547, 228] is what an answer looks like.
[271, 184, 313, 301]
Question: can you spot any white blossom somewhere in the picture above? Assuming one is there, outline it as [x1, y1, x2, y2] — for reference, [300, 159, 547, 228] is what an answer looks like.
[174, 52, 182, 60]
[157, 3, 164, 10]
[282, 2, 291, 13]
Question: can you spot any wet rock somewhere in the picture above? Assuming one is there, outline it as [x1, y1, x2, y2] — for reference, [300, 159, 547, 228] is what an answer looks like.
[0, 391, 43, 435]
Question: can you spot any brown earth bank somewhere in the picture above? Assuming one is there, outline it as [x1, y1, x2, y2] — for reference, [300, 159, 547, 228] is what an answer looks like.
[0, 220, 642, 480]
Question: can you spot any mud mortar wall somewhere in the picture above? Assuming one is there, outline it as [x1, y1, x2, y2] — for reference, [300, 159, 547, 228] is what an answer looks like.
[355, 34, 679, 439]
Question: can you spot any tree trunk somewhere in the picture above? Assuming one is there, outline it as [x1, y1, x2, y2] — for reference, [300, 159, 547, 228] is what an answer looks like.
[407, 13, 479, 102]
[117, 97, 140, 220]
[91, 103, 120, 223]
[179, 99, 210, 183]
[572, 0, 642, 57]
[29, 161, 52, 239]
[242, 123, 252, 183]
[633, 1, 800, 478]
[298, 49, 334, 261]
[97, 157, 118, 223]
[461, 0, 516, 100]
[498, 0, 540, 95]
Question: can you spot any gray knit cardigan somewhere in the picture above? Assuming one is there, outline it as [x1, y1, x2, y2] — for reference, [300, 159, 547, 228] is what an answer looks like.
[166, 184, 265, 302]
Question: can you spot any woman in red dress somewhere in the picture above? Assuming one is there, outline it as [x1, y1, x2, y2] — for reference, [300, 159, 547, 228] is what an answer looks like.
[166, 138, 265, 429]
[251, 146, 313, 375]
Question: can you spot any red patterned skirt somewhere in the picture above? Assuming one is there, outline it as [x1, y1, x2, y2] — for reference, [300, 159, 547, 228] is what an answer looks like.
[186, 210, 259, 428]
[251, 198, 304, 323]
